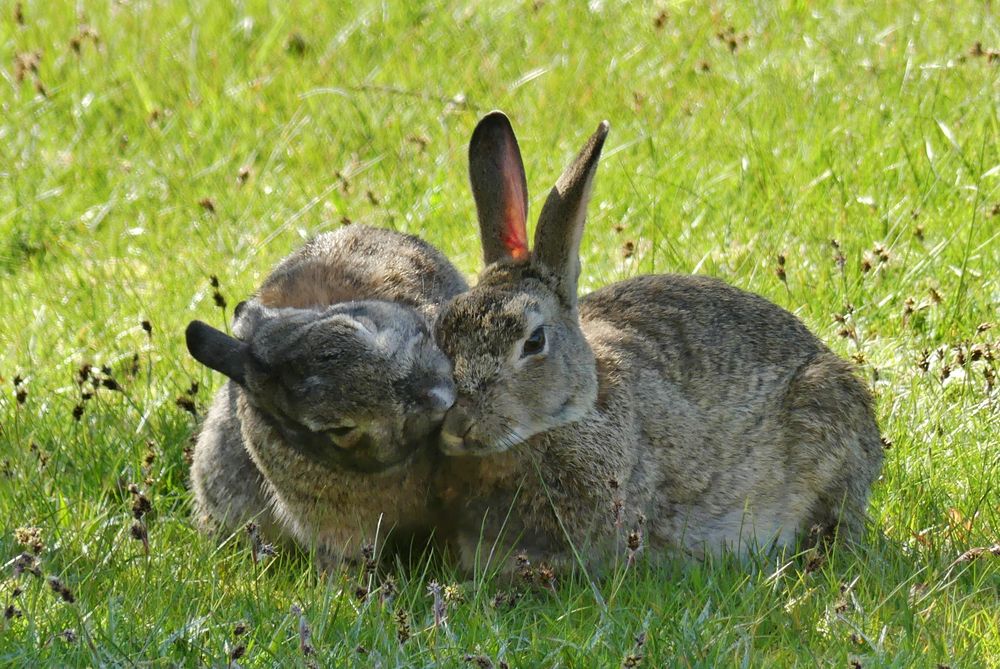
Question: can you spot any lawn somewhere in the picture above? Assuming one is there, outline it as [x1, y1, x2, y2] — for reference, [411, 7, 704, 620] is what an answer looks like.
[1, 0, 998, 666]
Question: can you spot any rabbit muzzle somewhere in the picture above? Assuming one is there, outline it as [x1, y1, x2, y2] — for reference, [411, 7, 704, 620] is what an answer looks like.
[439, 400, 512, 456]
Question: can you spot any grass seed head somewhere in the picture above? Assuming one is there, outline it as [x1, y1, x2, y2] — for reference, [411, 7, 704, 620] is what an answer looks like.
[175, 396, 197, 415]
[14, 527, 44, 554]
[12, 552, 41, 578]
[394, 607, 411, 644]
[47, 576, 75, 603]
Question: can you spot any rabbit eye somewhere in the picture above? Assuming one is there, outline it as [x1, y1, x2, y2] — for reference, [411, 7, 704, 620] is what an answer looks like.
[325, 424, 356, 438]
[521, 326, 546, 358]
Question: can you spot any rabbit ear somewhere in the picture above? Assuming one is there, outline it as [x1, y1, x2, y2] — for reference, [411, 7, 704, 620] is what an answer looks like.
[186, 320, 249, 385]
[468, 111, 530, 264]
[533, 120, 609, 302]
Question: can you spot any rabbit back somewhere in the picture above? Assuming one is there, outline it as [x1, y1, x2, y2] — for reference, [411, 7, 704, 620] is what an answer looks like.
[579, 273, 882, 552]
[257, 225, 468, 318]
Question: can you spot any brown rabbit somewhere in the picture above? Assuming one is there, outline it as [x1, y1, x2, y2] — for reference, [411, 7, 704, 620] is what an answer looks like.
[188, 224, 467, 566]
[433, 113, 883, 573]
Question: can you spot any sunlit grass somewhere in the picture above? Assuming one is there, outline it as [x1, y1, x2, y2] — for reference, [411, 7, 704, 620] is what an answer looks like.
[1, 0, 998, 665]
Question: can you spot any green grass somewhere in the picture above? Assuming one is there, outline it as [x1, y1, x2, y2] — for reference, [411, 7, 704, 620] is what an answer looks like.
[1, 0, 998, 665]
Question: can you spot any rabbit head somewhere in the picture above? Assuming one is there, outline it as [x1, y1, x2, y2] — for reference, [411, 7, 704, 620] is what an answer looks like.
[186, 300, 455, 472]
[435, 112, 609, 455]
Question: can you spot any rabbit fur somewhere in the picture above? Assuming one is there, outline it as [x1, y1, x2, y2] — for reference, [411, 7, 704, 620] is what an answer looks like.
[188, 224, 467, 566]
[433, 112, 883, 573]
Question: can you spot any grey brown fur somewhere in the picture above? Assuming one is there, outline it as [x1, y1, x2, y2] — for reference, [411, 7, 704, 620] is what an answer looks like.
[434, 112, 883, 573]
[188, 224, 467, 566]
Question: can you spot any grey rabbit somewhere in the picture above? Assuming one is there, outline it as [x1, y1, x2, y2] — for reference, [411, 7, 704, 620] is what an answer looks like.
[433, 112, 883, 573]
[187, 224, 467, 566]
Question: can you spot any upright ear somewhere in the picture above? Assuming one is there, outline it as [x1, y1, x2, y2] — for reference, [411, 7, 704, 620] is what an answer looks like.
[532, 120, 609, 303]
[185, 320, 249, 386]
[468, 111, 530, 265]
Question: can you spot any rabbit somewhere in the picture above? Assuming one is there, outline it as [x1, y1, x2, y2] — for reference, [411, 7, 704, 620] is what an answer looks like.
[187, 224, 468, 566]
[432, 112, 883, 574]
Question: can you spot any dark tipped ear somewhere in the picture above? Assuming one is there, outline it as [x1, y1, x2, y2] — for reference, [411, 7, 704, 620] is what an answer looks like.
[185, 320, 249, 385]
[468, 111, 530, 265]
[533, 120, 609, 303]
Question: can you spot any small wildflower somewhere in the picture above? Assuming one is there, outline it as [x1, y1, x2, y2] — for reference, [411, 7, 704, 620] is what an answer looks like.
[130, 521, 149, 554]
[536, 563, 557, 592]
[380, 574, 397, 605]
[622, 631, 647, 667]
[361, 542, 377, 574]
[14, 527, 44, 554]
[444, 583, 465, 604]
[76, 364, 92, 385]
[246, 523, 262, 564]
[515, 553, 534, 583]
[175, 396, 197, 415]
[394, 607, 411, 644]
[291, 604, 316, 657]
[229, 643, 246, 662]
[626, 528, 644, 567]
[490, 590, 521, 610]
[428, 580, 446, 627]
[47, 576, 75, 603]
[285, 31, 308, 56]
[29, 441, 49, 467]
[11, 552, 41, 577]
[129, 484, 152, 519]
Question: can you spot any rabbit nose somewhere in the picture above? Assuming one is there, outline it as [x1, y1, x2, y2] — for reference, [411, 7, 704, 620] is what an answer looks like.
[440, 404, 475, 455]
[422, 382, 456, 413]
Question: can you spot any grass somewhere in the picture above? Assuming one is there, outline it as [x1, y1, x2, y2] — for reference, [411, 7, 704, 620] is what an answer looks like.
[1, 0, 998, 665]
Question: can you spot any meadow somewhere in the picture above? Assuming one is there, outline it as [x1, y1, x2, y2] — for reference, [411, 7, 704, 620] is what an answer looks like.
[1, 0, 998, 666]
